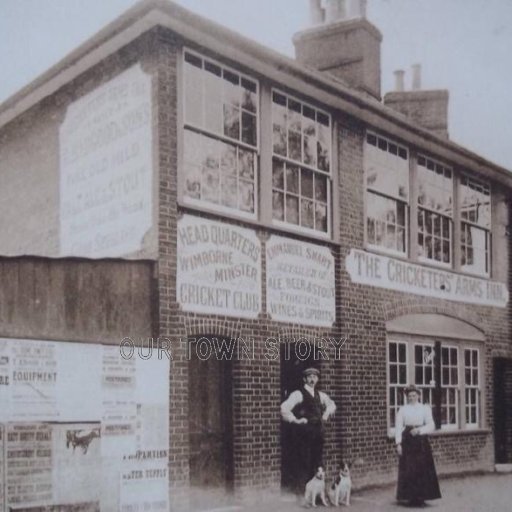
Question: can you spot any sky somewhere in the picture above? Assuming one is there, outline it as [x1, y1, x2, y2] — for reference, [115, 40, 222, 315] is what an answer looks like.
[1, 0, 512, 169]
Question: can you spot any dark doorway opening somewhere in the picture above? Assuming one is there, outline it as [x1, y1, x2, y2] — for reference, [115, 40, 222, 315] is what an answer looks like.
[494, 357, 512, 464]
[280, 341, 318, 492]
[189, 336, 234, 508]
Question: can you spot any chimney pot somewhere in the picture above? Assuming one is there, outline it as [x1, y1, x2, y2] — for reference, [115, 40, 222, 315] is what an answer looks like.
[309, 0, 325, 25]
[394, 70, 405, 92]
[412, 63, 422, 90]
[325, 0, 346, 23]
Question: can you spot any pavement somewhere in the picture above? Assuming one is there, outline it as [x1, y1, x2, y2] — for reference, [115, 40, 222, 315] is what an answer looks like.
[234, 473, 512, 512]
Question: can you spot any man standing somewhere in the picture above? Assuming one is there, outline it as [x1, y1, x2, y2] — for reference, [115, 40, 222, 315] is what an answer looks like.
[280, 367, 336, 492]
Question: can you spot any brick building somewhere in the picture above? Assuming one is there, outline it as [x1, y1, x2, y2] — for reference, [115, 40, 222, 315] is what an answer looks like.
[0, 0, 511, 510]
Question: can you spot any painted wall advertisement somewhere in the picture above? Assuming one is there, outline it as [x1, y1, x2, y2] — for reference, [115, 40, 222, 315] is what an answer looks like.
[59, 64, 154, 259]
[345, 248, 509, 307]
[0, 338, 169, 511]
[266, 235, 335, 327]
[177, 214, 262, 318]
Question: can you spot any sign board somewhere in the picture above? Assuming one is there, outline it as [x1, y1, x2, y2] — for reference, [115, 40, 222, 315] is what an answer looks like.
[345, 248, 509, 308]
[266, 235, 335, 326]
[59, 64, 153, 258]
[177, 215, 262, 318]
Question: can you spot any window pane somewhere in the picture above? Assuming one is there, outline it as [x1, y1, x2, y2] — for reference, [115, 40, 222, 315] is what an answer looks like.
[223, 69, 240, 106]
[238, 148, 254, 180]
[286, 165, 299, 194]
[273, 159, 284, 190]
[366, 135, 409, 200]
[224, 104, 240, 139]
[241, 111, 257, 146]
[389, 342, 397, 362]
[418, 156, 453, 215]
[398, 343, 406, 363]
[390, 364, 397, 384]
[315, 203, 328, 232]
[367, 192, 406, 253]
[241, 78, 257, 112]
[220, 143, 237, 176]
[460, 175, 491, 229]
[315, 174, 327, 203]
[461, 223, 489, 275]
[303, 135, 317, 167]
[239, 180, 254, 212]
[184, 60, 203, 126]
[317, 121, 330, 172]
[273, 125, 287, 156]
[221, 177, 238, 208]
[288, 130, 301, 161]
[273, 191, 284, 220]
[288, 99, 301, 132]
[204, 67, 223, 133]
[286, 195, 299, 224]
[302, 169, 314, 198]
[399, 365, 407, 384]
[301, 199, 314, 229]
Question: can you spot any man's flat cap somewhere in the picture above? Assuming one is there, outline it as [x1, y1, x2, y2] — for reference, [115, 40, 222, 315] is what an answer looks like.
[303, 367, 320, 377]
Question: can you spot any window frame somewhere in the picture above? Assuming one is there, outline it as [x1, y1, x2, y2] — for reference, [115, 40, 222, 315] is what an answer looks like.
[459, 173, 492, 278]
[387, 337, 484, 437]
[464, 347, 481, 430]
[416, 154, 454, 269]
[364, 131, 410, 258]
[181, 48, 260, 220]
[270, 88, 333, 238]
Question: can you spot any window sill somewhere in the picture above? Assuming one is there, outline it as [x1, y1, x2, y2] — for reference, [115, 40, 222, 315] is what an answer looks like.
[387, 427, 490, 442]
[364, 246, 501, 284]
[177, 202, 340, 246]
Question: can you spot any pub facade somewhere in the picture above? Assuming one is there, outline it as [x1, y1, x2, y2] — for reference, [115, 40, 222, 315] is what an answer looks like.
[0, 0, 511, 510]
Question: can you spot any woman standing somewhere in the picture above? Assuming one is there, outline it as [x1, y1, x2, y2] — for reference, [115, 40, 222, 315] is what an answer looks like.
[395, 385, 441, 507]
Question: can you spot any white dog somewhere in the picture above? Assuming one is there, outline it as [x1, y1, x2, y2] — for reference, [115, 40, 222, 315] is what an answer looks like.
[305, 466, 329, 507]
[327, 462, 352, 506]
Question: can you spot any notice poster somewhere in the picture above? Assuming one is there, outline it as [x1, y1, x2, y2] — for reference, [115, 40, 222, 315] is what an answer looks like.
[0, 425, 4, 512]
[52, 423, 101, 505]
[101, 347, 138, 457]
[59, 64, 153, 258]
[119, 450, 168, 512]
[0, 338, 169, 511]
[177, 214, 262, 318]
[10, 341, 58, 420]
[6, 423, 53, 507]
[266, 235, 335, 327]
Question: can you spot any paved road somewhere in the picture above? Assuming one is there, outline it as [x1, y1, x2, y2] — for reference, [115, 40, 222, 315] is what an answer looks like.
[236, 473, 512, 512]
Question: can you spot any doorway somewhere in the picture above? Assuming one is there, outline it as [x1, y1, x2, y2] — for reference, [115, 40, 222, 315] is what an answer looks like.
[494, 357, 512, 463]
[280, 341, 318, 492]
[188, 336, 234, 506]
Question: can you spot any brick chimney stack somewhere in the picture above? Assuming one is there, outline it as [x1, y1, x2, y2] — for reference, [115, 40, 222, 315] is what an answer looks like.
[293, 0, 382, 99]
[384, 65, 450, 139]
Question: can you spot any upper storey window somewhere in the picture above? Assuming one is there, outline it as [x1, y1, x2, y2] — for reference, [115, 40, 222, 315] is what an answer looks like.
[183, 50, 259, 217]
[417, 156, 453, 266]
[271, 91, 331, 234]
[365, 133, 409, 255]
[460, 175, 491, 276]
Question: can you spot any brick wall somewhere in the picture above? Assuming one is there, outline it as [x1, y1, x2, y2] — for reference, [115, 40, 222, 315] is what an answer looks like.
[336, 112, 511, 488]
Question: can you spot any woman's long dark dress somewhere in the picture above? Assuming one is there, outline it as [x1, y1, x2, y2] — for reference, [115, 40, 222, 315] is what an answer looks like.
[397, 425, 441, 502]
